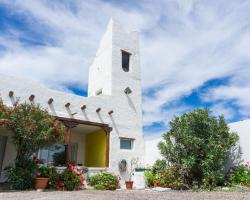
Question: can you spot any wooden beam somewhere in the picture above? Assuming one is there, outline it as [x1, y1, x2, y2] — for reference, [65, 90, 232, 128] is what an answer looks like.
[64, 127, 70, 164]
[105, 131, 110, 167]
[48, 98, 53, 104]
[9, 91, 14, 97]
[56, 116, 110, 128]
[108, 110, 114, 115]
[29, 94, 35, 101]
[81, 105, 87, 110]
[65, 102, 70, 108]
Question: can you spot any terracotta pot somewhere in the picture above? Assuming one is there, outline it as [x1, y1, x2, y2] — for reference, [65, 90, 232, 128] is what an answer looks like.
[35, 178, 49, 190]
[241, 186, 250, 191]
[125, 181, 133, 189]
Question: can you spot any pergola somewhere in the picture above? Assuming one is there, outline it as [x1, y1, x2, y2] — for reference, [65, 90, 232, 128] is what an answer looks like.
[57, 116, 112, 167]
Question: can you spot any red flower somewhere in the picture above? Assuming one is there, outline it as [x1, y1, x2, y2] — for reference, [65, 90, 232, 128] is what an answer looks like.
[59, 181, 65, 187]
[54, 184, 59, 190]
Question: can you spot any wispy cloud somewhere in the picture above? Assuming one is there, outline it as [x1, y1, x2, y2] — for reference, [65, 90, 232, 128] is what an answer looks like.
[0, 0, 250, 135]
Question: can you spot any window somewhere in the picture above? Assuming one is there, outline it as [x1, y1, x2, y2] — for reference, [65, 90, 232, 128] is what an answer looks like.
[38, 144, 65, 166]
[120, 138, 134, 150]
[70, 143, 78, 163]
[122, 51, 131, 72]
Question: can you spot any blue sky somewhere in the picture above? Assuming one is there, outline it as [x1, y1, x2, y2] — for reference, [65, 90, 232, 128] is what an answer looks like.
[0, 0, 250, 137]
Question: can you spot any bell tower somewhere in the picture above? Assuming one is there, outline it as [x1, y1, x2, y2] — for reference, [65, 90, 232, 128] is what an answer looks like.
[88, 18, 141, 103]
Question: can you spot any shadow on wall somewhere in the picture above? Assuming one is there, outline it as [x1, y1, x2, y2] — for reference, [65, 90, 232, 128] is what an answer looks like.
[81, 109, 89, 120]
[97, 112, 104, 123]
[109, 115, 120, 136]
[126, 94, 137, 113]
[49, 103, 56, 115]
[226, 144, 243, 171]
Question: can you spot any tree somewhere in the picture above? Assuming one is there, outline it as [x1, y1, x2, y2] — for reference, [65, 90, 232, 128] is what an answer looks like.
[1, 100, 65, 190]
[0, 101, 65, 159]
[158, 109, 239, 189]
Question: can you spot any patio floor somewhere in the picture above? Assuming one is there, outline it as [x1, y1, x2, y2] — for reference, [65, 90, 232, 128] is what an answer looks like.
[0, 189, 250, 200]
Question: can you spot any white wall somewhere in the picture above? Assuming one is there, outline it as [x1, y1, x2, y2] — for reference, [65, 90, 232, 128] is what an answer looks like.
[229, 119, 250, 163]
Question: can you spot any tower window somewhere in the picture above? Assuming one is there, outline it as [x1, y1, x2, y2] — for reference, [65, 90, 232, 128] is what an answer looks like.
[121, 50, 131, 72]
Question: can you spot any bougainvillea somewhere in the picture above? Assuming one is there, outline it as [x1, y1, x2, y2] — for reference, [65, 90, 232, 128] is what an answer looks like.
[48, 163, 84, 191]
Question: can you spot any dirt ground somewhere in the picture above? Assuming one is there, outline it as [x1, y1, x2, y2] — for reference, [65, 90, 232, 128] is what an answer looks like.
[0, 189, 250, 200]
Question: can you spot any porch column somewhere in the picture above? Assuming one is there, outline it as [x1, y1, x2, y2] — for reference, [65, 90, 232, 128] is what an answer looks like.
[102, 127, 112, 167]
[64, 127, 70, 164]
[61, 120, 78, 165]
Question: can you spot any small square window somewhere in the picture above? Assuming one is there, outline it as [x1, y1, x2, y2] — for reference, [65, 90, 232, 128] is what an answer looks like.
[120, 138, 133, 150]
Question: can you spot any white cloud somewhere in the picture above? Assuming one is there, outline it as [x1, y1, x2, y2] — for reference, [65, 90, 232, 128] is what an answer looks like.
[0, 0, 250, 129]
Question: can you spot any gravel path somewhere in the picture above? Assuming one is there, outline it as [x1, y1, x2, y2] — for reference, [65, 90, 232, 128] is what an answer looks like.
[0, 190, 250, 200]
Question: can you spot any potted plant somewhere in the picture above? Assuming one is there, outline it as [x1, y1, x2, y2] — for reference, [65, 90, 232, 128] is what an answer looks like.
[35, 165, 53, 190]
[125, 158, 138, 189]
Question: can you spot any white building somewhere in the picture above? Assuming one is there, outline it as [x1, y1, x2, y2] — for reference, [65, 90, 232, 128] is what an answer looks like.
[0, 19, 145, 185]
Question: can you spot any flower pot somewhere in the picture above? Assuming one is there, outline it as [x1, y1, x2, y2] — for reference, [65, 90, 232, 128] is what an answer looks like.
[35, 178, 49, 190]
[242, 186, 250, 191]
[125, 181, 133, 189]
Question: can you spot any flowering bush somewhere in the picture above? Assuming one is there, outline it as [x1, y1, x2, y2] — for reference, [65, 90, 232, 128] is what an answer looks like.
[87, 171, 119, 190]
[229, 162, 250, 186]
[48, 163, 84, 191]
[144, 163, 185, 190]
[0, 102, 65, 159]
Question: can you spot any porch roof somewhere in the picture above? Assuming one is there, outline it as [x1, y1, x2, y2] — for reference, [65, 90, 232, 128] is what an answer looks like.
[56, 116, 112, 132]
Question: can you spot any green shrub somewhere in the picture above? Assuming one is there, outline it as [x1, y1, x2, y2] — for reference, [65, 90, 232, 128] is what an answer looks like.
[36, 165, 57, 178]
[152, 159, 167, 174]
[158, 109, 239, 189]
[5, 158, 37, 190]
[87, 171, 119, 190]
[144, 170, 155, 187]
[52, 150, 65, 166]
[48, 163, 84, 191]
[229, 163, 250, 186]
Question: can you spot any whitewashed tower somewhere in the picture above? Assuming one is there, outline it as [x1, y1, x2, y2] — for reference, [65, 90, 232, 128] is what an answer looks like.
[88, 19, 144, 177]
[88, 19, 143, 132]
